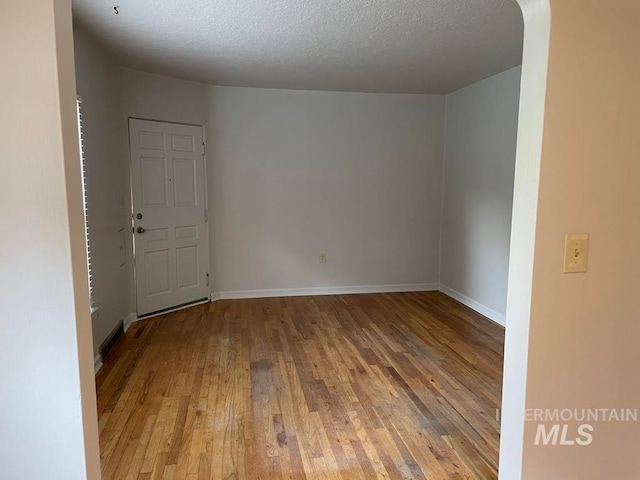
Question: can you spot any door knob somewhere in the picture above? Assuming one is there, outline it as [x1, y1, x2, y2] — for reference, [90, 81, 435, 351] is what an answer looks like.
[136, 213, 143, 219]
[137, 227, 145, 234]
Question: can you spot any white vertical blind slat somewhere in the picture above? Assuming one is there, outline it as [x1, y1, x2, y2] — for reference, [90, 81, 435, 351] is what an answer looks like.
[76, 100, 94, 306]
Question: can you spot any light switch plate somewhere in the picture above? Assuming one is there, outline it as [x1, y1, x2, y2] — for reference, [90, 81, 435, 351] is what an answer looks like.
[564, 233, 589, 273]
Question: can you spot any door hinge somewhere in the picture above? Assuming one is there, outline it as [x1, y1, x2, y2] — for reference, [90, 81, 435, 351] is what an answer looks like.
[204, 209, 209, 223]
[206, 273, 210, 286]
[202, 142, 206, 155]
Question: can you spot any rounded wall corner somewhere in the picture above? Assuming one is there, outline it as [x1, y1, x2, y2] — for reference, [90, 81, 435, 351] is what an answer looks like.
[515, 0, 551, 21]
[499, 0, 551, 479]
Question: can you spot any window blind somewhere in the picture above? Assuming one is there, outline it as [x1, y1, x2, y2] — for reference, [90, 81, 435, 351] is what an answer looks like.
[76, 98, 94, 306]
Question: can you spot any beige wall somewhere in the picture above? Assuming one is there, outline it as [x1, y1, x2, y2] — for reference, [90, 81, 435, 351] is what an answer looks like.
[0, 0, 100, 478]
[522, 1, 640, 478]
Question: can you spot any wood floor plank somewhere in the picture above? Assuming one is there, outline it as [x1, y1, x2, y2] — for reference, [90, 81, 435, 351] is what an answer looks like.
[97, 292, 504, 479]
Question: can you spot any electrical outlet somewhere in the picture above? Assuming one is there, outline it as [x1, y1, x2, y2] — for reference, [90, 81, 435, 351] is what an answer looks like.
[564, 233, 589, 273]
[319, 253, 327, 264]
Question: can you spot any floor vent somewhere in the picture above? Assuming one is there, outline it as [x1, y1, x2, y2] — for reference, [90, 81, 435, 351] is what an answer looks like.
[99, 319, 124, 363]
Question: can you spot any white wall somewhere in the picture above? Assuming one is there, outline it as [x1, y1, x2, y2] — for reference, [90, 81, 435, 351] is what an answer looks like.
[77, 59, 520, 335]
[208, 87, 445, 294]
[113, 69, 445, 298]
[440, 67, 521, 324]
[498, 2, 549, 476]
[118, 67, 209, 126]
[117, 68, 210, 312]
[73, 27, 130, 357]
[71, 59, 212, 354]
[0, 0, 100, 478]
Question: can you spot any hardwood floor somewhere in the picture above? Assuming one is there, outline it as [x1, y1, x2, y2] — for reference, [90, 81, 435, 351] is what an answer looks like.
[96, 291, 505, 480]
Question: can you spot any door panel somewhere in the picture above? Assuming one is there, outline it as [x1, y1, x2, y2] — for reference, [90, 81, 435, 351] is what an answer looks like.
[145, 250, 171, 295]
[139, 130, 166, 150]
[176, 246, 199, 289]
[129, 119, 209, 316]
[171, 134, 195, 152]
[141, 157, 169, 207]
[172, 158, 197, 206]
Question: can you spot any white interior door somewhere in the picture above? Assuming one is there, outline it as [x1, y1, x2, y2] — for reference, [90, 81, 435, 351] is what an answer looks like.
[129, 119, 210, 317]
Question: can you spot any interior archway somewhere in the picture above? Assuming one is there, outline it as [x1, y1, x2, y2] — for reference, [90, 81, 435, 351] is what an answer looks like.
[499, 1, 549, 477]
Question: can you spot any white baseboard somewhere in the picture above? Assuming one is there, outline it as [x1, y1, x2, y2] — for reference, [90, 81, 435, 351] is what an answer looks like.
[438, 284, 506, 326]
[123, 312, 137, 332]
[212, 283, 440, 301]
[94, 354, 103, 375]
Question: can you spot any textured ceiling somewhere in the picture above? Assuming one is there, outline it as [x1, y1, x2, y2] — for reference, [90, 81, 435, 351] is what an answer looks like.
[72, 0, 523, 94]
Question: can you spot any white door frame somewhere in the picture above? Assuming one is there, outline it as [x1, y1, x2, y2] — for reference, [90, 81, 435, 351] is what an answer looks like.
[128, 117, 211, 319]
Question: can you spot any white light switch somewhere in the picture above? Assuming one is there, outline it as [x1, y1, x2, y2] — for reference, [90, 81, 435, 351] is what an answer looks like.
[564, 233, 589, 273]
